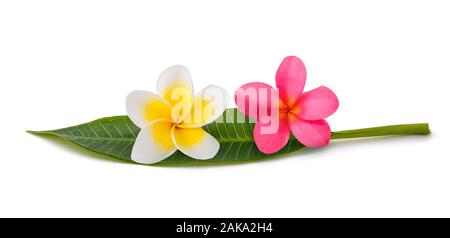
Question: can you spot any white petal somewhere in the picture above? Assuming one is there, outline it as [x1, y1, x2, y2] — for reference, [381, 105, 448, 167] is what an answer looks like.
[157, 65, 194, 106]
[179, 85, 229, 128]
[131, 120, 177, 164]
[126, 90, 172, 129]
[171, 127, 219, 160]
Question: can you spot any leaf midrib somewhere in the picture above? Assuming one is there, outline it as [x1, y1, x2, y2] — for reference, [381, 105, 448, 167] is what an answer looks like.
[27, 131, 136, 141]
[31, 129, 302, 143]
[38, 131, 258, 143]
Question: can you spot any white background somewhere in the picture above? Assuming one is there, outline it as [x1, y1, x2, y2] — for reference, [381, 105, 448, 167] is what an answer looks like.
[1, 0, 449, 218]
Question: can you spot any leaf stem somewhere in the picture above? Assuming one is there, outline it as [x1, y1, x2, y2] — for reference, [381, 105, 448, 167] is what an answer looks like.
[331, 123, 430, 140]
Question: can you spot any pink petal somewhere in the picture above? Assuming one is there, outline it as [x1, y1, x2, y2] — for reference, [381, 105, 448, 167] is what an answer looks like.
[296, 86, 339, 120]
[253, 113, 290, 154]
[288, 116, 331, 147]
[275, 56, 307, 107]
[234, 82, 281, 121]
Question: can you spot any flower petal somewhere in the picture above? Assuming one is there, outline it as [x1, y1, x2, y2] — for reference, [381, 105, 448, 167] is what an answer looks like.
[171, 127, 219, 160]
[295, 86, 339, 120]
[253, 112, 290, 154]
[275, 56, 307, 107]
[234, 82, 282, 121]
[126, 90, 172, 128]
[288, 116, 331, 147]
[131, 119, 176, 164]
[180, 85, 228, 128]
[157, 65, 194, 106]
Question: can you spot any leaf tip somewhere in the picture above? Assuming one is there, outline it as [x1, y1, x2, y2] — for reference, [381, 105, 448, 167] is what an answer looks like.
[26, 130, 49, 136]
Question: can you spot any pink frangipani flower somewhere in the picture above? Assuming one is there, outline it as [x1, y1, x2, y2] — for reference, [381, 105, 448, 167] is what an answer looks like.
[235, 56, 339, 154]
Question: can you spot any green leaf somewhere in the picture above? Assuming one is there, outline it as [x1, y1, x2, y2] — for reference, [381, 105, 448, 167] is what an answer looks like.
[28, 108, 430, 166]
[28, 109, 305, 165]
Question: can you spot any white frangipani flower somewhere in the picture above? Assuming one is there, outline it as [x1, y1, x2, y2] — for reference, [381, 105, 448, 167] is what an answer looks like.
[126, 65, 228, 164]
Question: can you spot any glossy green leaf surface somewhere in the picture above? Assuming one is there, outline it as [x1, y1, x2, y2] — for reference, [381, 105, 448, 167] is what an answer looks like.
[28, 109, 305, 165]
[28, 108, 430, 166]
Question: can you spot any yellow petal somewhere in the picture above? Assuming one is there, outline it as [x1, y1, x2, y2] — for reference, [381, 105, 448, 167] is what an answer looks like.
[131, 119, 176, 164]
[126, 90, 172, 128]
[180, 85, 228, 128]
[171, 126, 219, 160]
[157, 65, 194, 106]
